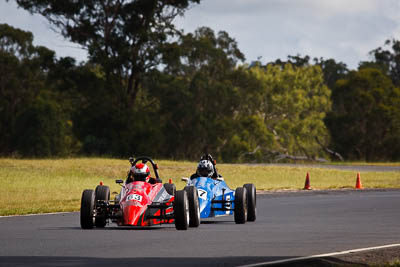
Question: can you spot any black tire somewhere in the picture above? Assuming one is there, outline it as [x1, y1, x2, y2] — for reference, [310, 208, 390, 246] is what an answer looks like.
[174, 190, 189, 230]
[164, 183, 176, 196]
[80, 189, 95, 229]
[243, 183, 256, 222]
[94, 185, 110, 228]
[184, 186, 200, 227]
[234, 187, 247, 224]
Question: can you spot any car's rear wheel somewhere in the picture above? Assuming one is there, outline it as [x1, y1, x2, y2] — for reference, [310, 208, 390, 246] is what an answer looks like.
[234, 187, 247, 224]
[184, 186, 200, 227]
[174, 190, 189, 230]
[243, 183, 256, 222]
[94, 185, 110, 228]
[80, 189, 95, 229]
[164, 183, 176, 196]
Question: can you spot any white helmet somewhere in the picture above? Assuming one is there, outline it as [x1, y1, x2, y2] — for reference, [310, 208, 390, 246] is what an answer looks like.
[131, 163, 151, 182]
[197, 160, 214, 177]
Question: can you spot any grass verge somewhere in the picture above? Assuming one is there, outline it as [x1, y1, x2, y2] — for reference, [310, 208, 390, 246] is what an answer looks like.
[0, 158, 399, 216]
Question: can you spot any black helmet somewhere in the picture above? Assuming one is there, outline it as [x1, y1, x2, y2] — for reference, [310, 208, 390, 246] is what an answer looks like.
[196, 160, 214, 177]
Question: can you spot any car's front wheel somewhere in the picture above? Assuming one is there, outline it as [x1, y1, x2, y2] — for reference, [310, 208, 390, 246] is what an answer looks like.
[184, 186, 200, 227]
[234, 187, 247, 224]
[94, 185, 110, 227]
[174, 190, 189, 230]
[80, 189, 95, 229]
[243, 183, 256, 221]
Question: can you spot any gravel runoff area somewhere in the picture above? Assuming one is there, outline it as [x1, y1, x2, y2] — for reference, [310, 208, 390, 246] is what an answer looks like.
[332, 246, 400, 266]
[274, 246, 400, 266]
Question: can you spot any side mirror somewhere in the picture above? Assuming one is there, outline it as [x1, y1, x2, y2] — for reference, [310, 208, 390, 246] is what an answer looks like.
[129, 157, 134, 165]
[181, 177, 189, 182]
[115, 179, 124, 184]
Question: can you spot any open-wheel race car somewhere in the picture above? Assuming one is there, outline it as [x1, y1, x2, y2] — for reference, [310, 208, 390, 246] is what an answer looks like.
[182, 176, 256, 224]
[80, 156, 196, 230]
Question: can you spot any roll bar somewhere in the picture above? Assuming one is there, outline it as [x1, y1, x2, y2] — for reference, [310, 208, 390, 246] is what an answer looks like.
[129, 156, 160, 179]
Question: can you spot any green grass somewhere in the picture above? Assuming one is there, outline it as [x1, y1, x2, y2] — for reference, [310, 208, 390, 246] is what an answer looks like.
[1, 158, 399, 216]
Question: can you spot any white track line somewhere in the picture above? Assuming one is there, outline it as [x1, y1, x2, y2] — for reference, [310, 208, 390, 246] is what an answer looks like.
[0, 211, 75, 218]
[240, 243, 400, 266]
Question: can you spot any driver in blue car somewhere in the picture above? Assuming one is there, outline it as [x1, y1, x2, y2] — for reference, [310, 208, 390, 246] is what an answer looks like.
[190, 154, 223, 179]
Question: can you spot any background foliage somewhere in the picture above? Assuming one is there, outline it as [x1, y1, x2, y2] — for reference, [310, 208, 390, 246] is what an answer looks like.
[1, 0, 400, 162]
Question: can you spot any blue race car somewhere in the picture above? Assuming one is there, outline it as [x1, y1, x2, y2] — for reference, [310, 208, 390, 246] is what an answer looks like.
[182, 176, 256, 224]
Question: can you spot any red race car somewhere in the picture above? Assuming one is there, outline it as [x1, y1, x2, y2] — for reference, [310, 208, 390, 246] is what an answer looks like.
[80, 156, 197, 230]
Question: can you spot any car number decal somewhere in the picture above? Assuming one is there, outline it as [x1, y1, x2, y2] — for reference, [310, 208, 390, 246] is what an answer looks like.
[197, 189, 207, 200]
[127, 194, 142, 202]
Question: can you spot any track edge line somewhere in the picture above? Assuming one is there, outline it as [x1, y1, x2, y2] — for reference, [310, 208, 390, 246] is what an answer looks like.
[239, 243, 400, 267]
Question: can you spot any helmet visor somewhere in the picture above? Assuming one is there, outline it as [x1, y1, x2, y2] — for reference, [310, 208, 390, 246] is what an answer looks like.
[134, 173, 149, 182]
[198, 168, 211, 177]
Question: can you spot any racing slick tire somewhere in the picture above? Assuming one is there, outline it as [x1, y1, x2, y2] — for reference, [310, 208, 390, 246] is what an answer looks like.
[94, 185, 110, 228]
[243, 183, 256, 222]
[234, 187, 247, 224]
[184, 186, 200, 227]
[164, 183, 176, 196]
[80, 189, 95, 229]
[174, 190, 189, 230]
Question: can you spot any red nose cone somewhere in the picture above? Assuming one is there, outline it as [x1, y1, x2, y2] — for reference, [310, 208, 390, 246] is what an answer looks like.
[123, 205, 144, 225]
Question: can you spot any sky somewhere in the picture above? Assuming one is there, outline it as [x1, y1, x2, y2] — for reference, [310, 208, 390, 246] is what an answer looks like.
[1, 0, 400, 70]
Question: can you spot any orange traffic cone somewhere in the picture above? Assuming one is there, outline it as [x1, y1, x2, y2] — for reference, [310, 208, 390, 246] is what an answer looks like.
[355, 173, 363, 189]
[169, 178, 172, 184]
[303, 172, 312, 190]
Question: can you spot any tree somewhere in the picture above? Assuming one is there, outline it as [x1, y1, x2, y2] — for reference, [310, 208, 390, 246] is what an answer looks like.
[0, 23, 81, 156]
[250, 63, 332, 161]
[313, 57, 348, 90]
[148, 27, 274, 161]
[14, 0, 200, 107]
[0, 24, 50, 154]
[163, 27, 244, 76]
[13, 91, 70, 157]
[366, 39, 400, 86]
[152, 34, 332, 162]
[271, 55, 349, 90]
[271, 54, 311, 68]
[325, 68, 400, 161]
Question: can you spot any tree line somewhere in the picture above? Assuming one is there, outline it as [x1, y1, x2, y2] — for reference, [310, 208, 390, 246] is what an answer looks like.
[1, 0, 399, 162]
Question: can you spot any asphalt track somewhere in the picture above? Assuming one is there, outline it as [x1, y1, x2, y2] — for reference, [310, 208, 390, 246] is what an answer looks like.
[1, 189, 399, 267]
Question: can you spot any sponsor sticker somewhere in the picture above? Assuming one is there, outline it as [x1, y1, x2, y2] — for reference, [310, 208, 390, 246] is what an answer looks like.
[225, 195, 231, 214]
[197, 189, 207, 200]
[128, 202, 141, 206]
[127, 194, 143, 202]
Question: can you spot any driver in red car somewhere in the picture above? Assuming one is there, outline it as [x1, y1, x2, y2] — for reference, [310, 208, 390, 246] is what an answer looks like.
[126, 163, 161, 184]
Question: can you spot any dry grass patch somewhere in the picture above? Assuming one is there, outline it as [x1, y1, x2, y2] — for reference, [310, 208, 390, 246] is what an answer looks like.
[1, 158, 399, 215]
